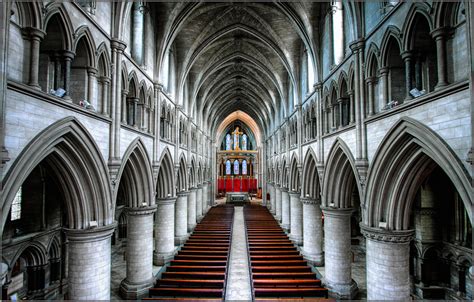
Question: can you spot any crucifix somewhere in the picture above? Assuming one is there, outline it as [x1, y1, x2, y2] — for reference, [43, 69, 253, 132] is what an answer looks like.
[232, 127, 243, 150]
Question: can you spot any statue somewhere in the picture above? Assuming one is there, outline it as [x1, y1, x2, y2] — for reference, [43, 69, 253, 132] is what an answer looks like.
[231, 127, 243, 150]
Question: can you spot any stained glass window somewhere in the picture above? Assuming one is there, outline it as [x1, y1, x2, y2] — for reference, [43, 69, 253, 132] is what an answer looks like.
[242, 160, 247, 175]
[234, 160, 239, 175]
[226, 134, 232, 150]
[242, 134, 247, 150]
[225, 160, 231, 175]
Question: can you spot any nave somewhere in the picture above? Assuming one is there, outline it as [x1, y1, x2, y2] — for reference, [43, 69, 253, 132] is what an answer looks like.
[144, 204, 329, 301]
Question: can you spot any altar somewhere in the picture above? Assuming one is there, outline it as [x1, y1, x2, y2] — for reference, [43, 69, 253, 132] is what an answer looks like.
[226, 192, 250, 206]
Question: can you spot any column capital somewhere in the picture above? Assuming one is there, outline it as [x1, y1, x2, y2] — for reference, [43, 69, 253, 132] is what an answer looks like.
[62, 50, 76, 60]
[430, 26, 452, 39]
[21, 27, 45, 40]
[360, 224, 415, 243]
[378, 67, 390, 75]
[177, 190, 190, 196]
[365, 76, 377, 84]
[400, 50, 414, 60]
[313, 82, 323, 91]
[126, 205, 157, 216]
[64, 222, 117, 242]
[87, 66, 98, 76]
[301, 197, 321, 205]
[288, 190, 301, 197]
[111, 38, 127, 52]
[320, 206, 353, 217]
[349, 39, 365, 53]
[156, 197, 176, 205]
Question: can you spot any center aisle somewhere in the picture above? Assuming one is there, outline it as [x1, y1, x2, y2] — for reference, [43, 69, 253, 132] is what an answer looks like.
[225, 207, 253, 300]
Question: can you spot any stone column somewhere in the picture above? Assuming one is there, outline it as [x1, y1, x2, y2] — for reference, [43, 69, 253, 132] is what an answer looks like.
[87, 67, 97, 104]
[379, 67, 389, 105]
[348, 90, 355, 124]
[154, 197, 176, 265]
[196, 185, 203, 221]
[276, 187, 284, 222]
[64, 223, 116, 300]
[361, 225, 415, 300]
[202, 183, 208, 214]
[366, 77, 375, 116]
[281, 188, 290, 231]
[401, 51, 413, 101]
[120, 205, 156, 299]
[62, 51, 75, 102]
[302, 197, 323, 265]
[321, 207, 357, 299]
[289, 192, 303, 245]
[21, 27, 45, 89]
[175, 191, 189, 245]
[100, 77, 110, 116]
[121, 90, 128, 123]
[187, 188, 197, 232]
[431, 27, 450, 89]
[272, 185, 280, 215]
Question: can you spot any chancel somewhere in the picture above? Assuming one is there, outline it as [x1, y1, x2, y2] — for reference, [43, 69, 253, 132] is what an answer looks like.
[1, 1, 473, 301]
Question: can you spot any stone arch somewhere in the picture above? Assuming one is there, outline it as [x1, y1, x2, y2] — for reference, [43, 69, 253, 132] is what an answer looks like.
[156, 148, 175, 198]
[14, 2, 43, 29]
[433, 1, 464, 28]
[302, 148, 320, 199]
[365, 118, 472, 230]
[280, 157, 288, 188]
[322, 138, 361, 209]
[176, 154, 188, 192]
[379, 26, 402, 67]
[365, 43, 380, 77]
[189, 156, 197, 188]
[401, 3, 434, 51]
[289, 154, 300, 193]
[46, 235, 61, 259]
[42, 7, 73, 51]
[10, 242, 48, 269]
[73, 26, 97, 67]
[114, 138, 154, 208]
[1, 117, 113, 230]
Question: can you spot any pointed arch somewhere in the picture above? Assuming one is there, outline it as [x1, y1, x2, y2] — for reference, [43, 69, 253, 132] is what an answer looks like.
[401, 3, 434, 51]
[47, 235, 61, 259]
[322, 138, 361, 209]
[365, 118, 472, 230]
[289, 153, 300, 193]
[189, 156, 197, 188]
[156, 148, 175, 198]
[10, 242, 48, 268]
[73, 26, 97, 68]
[1, 117, 113, 230]
[365, 43, 381, 77]
[302, 147, 320, 199]
[114, 138, 154, 208]
[177, 153, 188, 192]
[96, 42, 111, 78]
[42, 7, 74, 51]
[380, 26, 402, 67]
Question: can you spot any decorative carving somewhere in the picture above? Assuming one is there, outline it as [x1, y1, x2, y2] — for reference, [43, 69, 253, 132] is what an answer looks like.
[360, 224, 415, 243]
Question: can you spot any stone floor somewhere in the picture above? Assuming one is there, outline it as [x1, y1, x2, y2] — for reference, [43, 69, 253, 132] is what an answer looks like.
[225, 207, 252, 300]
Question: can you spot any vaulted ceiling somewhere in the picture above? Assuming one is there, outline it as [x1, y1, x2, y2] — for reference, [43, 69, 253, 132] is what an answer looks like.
[151, 2, 327, 139]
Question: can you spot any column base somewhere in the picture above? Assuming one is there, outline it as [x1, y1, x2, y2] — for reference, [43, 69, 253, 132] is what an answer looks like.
[175, 235, 188, 246]
[153, 251, 175, 266]
[196, 215, 203, 223]
[276, 214, 282, 222]
[289, 234, 303, 246]
[119, 277, 154, 299]
[302, 251, 324, 266]
[281, 223, 290, 232]
[325, 279, 358, 299]
[187, 224, 196, 233]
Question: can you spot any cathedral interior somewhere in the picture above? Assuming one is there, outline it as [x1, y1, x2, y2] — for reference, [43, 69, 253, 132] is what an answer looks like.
[0, 1, 473, 300]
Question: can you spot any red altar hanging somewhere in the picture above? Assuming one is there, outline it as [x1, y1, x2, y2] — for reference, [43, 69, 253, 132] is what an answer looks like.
[218, 176, 257, 193]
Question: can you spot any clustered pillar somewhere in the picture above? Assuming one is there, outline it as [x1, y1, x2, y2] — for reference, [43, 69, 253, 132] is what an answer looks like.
[321, 207, 358, 299]
[301, 197, 324, 265]
[361, 225, 415, 300]
[275, 186, 283, 222]
[289, 192, 303, 245]
[154, 197, 176, 265]
[281, 188, 290, 231]
[120, 206, 156, 299]
[175, 192, 189, 245]
[196, 185, 203, 221]
[65, 224, 116, 300]
[187, 188, 197, 232]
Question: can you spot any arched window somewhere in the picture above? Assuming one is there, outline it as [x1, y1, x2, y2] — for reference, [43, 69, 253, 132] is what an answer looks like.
[130, 2, 145, 65]
[307, 51, 315, 92]
[233, 160, 240, 175]
[226, 134, 232, 150]
[242, 134, 247, 150]
[225, 160, 231, 175]
[11, 187, 22, 221]
[332, 1, 344, 65]
[242, 160, 248, 175]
